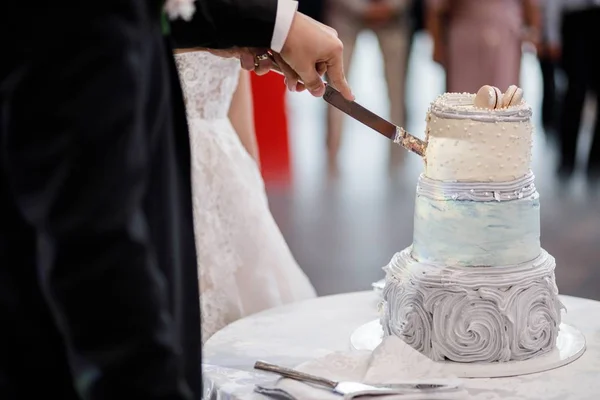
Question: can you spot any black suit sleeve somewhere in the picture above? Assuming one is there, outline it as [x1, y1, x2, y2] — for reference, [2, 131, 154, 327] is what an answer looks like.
[3, 8, 191, 400]
[170, 0, 279, 49]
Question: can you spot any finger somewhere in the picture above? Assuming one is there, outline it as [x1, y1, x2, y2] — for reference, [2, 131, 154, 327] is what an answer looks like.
[273, 53, 301, 91]
[299, 69, 326, 97]
[240, 51, 256, 71]
[295, 82, 307, 93]
[326, 55, 354, 100]
[316, 62, 327, 77]
[254, 58, 274, 76]
[251, 48, 276, 75]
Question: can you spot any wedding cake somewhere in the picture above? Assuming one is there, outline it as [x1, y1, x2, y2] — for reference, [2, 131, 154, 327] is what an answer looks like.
[380, 85, 563, 363]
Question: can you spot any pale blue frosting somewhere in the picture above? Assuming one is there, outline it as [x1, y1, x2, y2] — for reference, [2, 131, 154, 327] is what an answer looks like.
[412, 176, 541, 267]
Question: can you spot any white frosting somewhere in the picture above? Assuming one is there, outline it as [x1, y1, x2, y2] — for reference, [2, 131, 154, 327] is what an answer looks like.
[382, 88, 562, 364]
[412, 176, 541, 267]
[424, 93, 533, 182]
[381, 248, 563, 363]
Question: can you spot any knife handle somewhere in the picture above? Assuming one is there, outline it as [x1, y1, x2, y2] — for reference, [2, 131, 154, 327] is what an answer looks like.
[254, 360, 337, 389]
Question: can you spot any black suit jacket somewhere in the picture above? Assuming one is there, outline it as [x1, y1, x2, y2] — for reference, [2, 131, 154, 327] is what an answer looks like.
[0, 0, 277, 399]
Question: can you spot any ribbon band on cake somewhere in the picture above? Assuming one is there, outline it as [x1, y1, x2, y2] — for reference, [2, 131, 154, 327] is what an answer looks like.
[417, 171, 536, 202]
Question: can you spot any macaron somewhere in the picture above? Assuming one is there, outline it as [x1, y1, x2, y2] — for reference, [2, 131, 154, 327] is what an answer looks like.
[501, 85, 524, 108]
[474, 85, 503, 110]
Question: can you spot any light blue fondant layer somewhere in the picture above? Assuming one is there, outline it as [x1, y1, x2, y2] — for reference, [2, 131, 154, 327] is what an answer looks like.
[412, 193, 541, 267]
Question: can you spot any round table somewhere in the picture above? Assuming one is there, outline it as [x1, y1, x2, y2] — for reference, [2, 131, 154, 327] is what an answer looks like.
[203, 291, 600, 399]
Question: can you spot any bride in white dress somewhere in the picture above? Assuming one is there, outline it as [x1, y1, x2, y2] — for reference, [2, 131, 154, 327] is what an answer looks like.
[174, 50, 317, 343]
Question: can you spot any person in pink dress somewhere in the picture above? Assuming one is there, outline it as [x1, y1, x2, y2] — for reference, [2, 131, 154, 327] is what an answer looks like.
[426, 0, 541, 94]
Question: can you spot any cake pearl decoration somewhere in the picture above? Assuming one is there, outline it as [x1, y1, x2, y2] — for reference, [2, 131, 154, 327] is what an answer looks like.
[425, 91, 533, 182]
[474, 85, 503, 110]
[502, 85, 524, 108]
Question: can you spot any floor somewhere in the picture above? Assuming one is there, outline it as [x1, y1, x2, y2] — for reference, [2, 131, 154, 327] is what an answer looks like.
[265, 32, 600, 300]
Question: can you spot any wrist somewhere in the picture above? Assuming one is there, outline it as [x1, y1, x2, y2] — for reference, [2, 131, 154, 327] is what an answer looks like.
[281, 11, 300, 58]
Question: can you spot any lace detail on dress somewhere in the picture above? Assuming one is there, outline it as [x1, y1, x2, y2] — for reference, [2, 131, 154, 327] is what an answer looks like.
[174, 51, 240, 120]
[174, 51, 316, 345]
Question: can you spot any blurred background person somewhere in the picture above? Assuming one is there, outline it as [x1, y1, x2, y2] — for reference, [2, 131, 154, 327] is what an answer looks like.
[547, 0, 600, 179]
[324, 0, 413, 163]
[407, 0, 425, 54]
[538, 0, 563, 133]
[427, 0, 541, 94]
[404, 0, 426, 128]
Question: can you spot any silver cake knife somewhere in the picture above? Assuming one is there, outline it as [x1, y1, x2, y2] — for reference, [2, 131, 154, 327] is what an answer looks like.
[254, 361, 459, 398]
[263, 53, 427, 157]
[322, 86, 427, 157]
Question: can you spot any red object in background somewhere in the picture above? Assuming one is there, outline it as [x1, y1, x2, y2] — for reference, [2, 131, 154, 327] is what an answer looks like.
[250, 72, 292, 186]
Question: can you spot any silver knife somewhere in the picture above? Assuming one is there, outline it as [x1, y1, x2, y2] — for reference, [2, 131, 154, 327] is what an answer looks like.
[262, 52, 427, 157]
[254, 361, 460, 398]
[322, 85, 427, 157]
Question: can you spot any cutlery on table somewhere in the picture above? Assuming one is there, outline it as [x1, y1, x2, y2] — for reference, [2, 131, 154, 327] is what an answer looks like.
[262, 52, 427, 157]
[254, 361, 461, 398]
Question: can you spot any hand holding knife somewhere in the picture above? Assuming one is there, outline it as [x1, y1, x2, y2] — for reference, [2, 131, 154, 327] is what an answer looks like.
[259, 51, 427, 157]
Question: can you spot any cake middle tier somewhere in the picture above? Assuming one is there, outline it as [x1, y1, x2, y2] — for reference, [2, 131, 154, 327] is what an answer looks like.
[412, 173, 540, 266]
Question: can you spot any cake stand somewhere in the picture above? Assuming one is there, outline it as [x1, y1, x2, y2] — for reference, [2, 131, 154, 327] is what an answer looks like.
[350, 319, 586, 378]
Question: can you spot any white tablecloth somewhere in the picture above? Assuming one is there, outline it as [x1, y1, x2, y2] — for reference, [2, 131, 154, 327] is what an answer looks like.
[202, 291, 600, 399]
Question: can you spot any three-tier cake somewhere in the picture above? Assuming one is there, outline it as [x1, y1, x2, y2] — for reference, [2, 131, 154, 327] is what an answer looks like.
[380, 88, 563, 363]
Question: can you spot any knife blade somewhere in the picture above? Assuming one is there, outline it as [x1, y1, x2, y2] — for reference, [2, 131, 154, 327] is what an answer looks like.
[322, 85, 427, 157]
[260, 52, 427, 157]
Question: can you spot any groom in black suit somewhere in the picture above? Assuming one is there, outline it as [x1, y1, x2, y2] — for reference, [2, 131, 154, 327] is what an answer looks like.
[0, 1, 351, 399]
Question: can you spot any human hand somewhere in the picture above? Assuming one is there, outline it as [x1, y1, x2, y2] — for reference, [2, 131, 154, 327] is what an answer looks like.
[238, 48, 321, 93]
[203, 47, 275, 77]
[272, 52, 329, 93]
[279, 12, 354, 100]
[238, 48, 276, 76]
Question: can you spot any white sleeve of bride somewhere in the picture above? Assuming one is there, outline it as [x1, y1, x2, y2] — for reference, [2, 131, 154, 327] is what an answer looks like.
[271, 0, 298, 53]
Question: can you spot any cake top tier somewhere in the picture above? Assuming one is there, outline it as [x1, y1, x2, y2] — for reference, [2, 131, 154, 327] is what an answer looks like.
[424, 86, 534, 183]
[429, 91, 532, 122]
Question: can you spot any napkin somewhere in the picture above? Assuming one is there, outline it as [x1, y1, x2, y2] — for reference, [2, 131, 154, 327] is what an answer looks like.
[255, 336, 469, 399]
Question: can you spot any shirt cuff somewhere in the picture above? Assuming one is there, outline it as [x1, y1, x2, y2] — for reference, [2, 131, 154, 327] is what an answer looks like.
[271, 0, 298, 53]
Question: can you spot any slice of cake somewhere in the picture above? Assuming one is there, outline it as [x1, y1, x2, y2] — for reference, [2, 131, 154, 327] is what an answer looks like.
[380, 87, 563, 363]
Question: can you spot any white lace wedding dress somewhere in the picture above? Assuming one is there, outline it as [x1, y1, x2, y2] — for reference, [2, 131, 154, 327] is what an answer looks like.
[174, 51, 317, 343]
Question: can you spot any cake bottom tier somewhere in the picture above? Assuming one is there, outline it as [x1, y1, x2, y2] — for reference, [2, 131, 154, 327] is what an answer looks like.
[380, 248, 563, 363]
